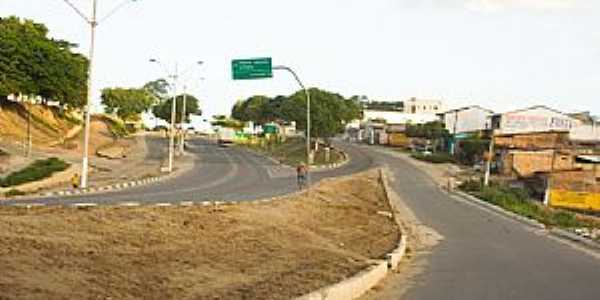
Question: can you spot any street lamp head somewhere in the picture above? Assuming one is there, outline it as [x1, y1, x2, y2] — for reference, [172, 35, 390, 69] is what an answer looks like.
[197, 61, 204, 65]
[149, 58, 158, 63]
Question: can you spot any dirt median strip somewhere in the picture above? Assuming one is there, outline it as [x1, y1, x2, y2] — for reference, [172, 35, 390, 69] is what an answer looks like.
[0, 169, 399, 300]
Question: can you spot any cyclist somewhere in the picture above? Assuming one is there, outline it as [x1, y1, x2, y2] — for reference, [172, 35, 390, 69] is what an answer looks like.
[296, 164, 308, 190]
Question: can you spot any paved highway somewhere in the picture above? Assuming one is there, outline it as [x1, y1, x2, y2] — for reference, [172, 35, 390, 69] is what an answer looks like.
[0, 138, 374, 206]
[2, 139, 599, 299]
[369, 147, 600, 300]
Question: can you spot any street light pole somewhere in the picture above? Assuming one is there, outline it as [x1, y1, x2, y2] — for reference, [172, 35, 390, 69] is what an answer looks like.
[150, 60, 202, 168]
[62, 0, 137, 189]
[168, 64, 178, 173]
[80, 0, 97, 189]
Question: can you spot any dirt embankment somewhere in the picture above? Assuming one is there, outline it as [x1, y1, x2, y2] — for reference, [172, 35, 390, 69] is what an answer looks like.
[0, 101, 79, 146]
[0, 101, 132, 159]
[0, 170, 399, 300]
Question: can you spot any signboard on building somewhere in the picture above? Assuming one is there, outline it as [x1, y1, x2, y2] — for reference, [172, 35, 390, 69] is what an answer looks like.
[497, 106, 575, 135]
[550, 189, 600, 212]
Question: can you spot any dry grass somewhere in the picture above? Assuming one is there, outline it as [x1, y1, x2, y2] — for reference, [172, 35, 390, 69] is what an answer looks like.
[0, 170, 399, 300]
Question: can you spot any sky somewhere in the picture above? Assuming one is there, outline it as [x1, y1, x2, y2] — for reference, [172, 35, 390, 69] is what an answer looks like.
[1, 0, 599, 118]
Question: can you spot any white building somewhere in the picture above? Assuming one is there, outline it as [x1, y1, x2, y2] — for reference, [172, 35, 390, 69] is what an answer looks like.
[404, 98, 444, 114]
[141, 111, 169, 130]
[362, 110, 439, 125]
[442, 105, 494, 135]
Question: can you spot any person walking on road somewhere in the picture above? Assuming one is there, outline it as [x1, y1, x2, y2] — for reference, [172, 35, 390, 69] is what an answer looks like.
[296, 163, 308, 190]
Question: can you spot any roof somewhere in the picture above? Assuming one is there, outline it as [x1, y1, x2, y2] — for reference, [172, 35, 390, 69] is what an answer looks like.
[492, 105, 574, 118]
[441, 105, 494, 115]
[576, 155, 600, 164]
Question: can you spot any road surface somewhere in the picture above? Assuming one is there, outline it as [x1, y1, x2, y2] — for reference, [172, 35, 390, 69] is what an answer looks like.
[367, 147, 600, 300]
[0, 138, 373, 206]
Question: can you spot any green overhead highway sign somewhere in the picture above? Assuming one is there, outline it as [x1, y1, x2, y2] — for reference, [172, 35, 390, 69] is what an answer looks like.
[232, 57, 273, 80]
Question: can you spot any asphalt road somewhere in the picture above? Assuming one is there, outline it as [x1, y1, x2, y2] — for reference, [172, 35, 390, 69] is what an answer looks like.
[0, 138, 374, 206]
[370, 147, 600, 300]
[2, 139, 599, 299]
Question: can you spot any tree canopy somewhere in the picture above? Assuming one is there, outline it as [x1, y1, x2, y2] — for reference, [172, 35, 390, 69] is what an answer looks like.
[405, 121, 449, 140]
[101, 88, 155, 122]
[231, 88, 362, 138]
[152, 94, 201, 123]
[0, 16, 88, 107]
[143, 78, 170, 102]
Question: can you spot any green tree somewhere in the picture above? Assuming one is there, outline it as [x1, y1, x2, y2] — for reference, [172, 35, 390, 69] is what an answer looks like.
[0, 16, 88, 107]
[406, 121, 449, 152]
[231, 95, 271, 123]
[101, 88, 155, 121]
[230, 88, 362, 139]
[152, 94, 200, 123]
[143, 78, 169, 101]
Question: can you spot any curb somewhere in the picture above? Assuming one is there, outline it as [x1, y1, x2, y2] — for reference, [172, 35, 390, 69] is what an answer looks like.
[447, 189, 600, 251]
[448, 189, 546, 230]
[242, 144, 350, 172]
[310, 150, 350, 172]
[294, 168, 407, 300]
[0, 172, 174, 202]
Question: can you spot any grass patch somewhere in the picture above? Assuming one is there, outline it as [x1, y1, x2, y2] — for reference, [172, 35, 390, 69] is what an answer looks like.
[245, 137, 344, 166]
[459, 180, 600, 229]
[411, 152, 456, 164]
[4, 189, 26, 197]
[106, 118, 130, 138]
[0, 157, 70, 188]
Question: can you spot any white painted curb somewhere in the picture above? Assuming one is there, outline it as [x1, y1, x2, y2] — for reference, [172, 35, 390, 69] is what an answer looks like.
[294, 168, 407, 300]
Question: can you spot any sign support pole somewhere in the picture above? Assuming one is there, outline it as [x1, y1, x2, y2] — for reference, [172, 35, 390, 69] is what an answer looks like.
[272, 66, 311, 191]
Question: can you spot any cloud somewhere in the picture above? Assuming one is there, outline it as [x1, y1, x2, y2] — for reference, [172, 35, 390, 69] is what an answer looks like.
[464, 0, 576, 12]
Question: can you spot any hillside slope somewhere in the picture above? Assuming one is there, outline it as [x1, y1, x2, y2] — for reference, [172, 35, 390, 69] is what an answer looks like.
[0, 101, 80, 146]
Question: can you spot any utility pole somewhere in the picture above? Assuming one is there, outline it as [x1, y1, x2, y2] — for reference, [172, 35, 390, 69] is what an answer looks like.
[484, 131, 495, 187]
[27, 102, 32, 157]
[179, 85, 187, 155]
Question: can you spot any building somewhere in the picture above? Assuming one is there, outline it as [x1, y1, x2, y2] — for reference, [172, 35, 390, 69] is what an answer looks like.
[491, 106, 576, 135]
[441, 105, 494, 135]
[362, 110, 439, 125]
[404, 98, 444, 114]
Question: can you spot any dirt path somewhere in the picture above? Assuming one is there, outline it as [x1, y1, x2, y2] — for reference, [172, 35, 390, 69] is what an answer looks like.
[0, 170, 399, 300]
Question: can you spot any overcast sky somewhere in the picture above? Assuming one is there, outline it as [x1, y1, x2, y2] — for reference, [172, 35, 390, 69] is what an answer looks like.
[1, 0, 599, 117]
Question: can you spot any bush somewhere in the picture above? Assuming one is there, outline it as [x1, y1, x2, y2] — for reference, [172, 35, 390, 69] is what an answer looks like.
[411, 152, 455, 164]
[4, 189, 26, 197]
[459, 179, 482, 193]
[457, 137, 490, 165]
[461, 182, 588, 229]
[0, 157, 70, 187]
[107, 119, 130, 138]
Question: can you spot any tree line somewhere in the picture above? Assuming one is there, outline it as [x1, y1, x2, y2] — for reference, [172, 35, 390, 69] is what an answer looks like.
[231, 88, 362, 138]
[101, 78, 200, 123]
[0, 16, 88, 107]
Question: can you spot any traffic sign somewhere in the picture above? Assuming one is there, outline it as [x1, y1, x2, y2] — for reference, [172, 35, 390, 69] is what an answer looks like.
[232, 57, 272, 80]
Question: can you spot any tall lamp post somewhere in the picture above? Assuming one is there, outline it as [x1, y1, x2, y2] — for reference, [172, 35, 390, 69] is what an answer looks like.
[150, 60, 203, 172]
[62, 0, 139, 189]
[179, 76, 204, 155]
[272, 65, 311, 182]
